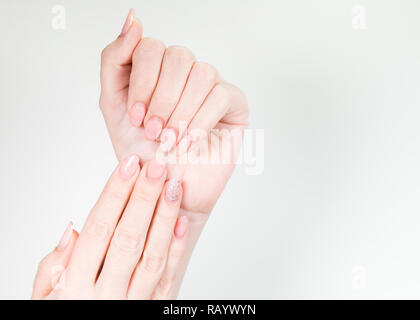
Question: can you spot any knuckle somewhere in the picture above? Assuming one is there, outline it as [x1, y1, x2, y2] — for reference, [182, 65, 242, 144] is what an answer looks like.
[135, 37, 165, 57]
[232, 85, 249, 115]
[113, 226, 142, 253]
[141, 253, 166, 274]
[156, 276, 173, 297]
[86, 219, 110, 240]
[168, 250, 183, 262]
[102, 185, 127, 202]
[213, 84, 230, 107]
[100, 45, 112, 63]
[193, 62, 219, 82]
[151, 91, 177, 107]
[169, 243, 187, 261]
[156, 212, 177, 226]
[166, 45, 195, 63]
[131, 187, 157, 206]
[232, 84, 247, 104]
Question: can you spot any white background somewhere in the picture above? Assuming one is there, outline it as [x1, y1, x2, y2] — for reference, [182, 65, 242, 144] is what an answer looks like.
[1, 0, 420, 299]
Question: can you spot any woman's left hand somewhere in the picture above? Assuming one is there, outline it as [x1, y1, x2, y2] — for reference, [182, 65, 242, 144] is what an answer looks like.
[32, 155, 189, 299]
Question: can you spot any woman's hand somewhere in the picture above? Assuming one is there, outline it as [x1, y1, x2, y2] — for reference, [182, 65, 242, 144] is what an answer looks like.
[99, 9, 248, 215]
[32, 155, 189, 300]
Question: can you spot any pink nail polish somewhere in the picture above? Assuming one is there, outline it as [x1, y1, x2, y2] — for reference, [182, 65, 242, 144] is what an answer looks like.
[57, 222, 73, 251]
[121, 9, 134, 35]
[174, 216, 188, 239]
[129, 102, 146, 127]
[177, 135, 192, 155]
[145, 117, 163, 141]
[159, 128, 177, 152]
[166, 178, 181, 202]
[119, 154, 140, 179]
[147, 159, 166, 180]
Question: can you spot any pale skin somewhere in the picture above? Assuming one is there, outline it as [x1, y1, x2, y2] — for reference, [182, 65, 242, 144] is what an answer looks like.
[33, 9, 248, 299]
[100, 9, 248, 283]
[33, 155, 189, 299]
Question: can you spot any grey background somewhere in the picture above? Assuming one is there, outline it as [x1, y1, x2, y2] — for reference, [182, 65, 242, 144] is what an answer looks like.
[1, 0, 420, 299]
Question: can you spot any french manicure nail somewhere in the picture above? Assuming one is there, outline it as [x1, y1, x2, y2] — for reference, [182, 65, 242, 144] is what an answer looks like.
[147, 159, 166, 180]
[145, 117, 163, 141]
[174, 216, 188, 239]
[121, 9, 134, 35]
[129, 102, 146, 127]
[166, 178, 181, 202]
[160, 128, 177, 152]
[57, 222, 73, 251]
[119, 154, 140, 179]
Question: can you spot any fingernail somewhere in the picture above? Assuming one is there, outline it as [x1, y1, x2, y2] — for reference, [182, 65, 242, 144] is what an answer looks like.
[174, 216, 188, 239]
[177, 135, 192, 155]
[159, 128, 177, 152]
[145, 117, 163, 141]
[129, 102, 146, 127]
[57, 222, 73, 251]
[119, 154, 140, 179]
[121, 8, 134, 35]
[147, 159, 166, 180]
[166, 178, 181, 202]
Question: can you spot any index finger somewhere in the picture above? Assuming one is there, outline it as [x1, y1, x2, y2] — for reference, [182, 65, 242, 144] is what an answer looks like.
[66, 154, 141, 286]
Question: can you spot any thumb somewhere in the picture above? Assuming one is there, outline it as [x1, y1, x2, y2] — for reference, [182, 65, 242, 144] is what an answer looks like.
[31, 222, 79, 299]
[100, 9, 143, 117]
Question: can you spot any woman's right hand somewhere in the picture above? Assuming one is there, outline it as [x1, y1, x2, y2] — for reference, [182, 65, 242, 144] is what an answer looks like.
[32, 155, 189, 299]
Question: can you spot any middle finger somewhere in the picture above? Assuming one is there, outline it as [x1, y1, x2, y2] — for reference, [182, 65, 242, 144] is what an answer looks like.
[95, 159, 167, 298]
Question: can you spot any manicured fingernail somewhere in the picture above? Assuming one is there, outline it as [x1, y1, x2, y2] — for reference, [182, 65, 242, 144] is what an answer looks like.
[119, 154, 140, 179]
[121, 8, 134, 35]
[145, 117, 163, 141]
[129, 102, 146, 127]
[174, 216, 188, 239]
[166, 178, 181, 202]
[57, 222, 73, 251]
[177, 135, 192, 155]
[160, 128, 177, 152]
[147, 159, 166, 180]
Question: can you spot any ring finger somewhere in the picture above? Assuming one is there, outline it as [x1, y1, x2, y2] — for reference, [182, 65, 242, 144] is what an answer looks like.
[127, 178, 183, 299]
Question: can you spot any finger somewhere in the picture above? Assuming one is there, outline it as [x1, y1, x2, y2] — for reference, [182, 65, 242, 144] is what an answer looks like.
[143, 46, 195, 141]
[127, 38, 166, 127]
[177, 82, 248, 155]
[96, 160, 167, 298]
[32, 223, 78, 299]
[164, 62, 219, 149]
[127, 178, 183, 299]
[216, 81, 249, 127]
[151, 216, 189, 300]
[100, 9, 143, 124]
[175, 83, 228, 155]
[66, 155, 141, 285]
